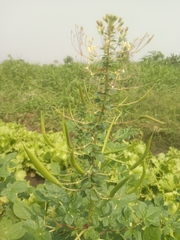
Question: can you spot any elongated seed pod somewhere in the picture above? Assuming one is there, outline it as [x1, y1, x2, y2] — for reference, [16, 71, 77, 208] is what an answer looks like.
[62, 118, 85, 175]
[102, 117, 116, 154]
[78, 83, 86, 105]
[62, 118, 72, 149]
[40, 112, 55, 148]
[23, 144, 63, 188]
[70, 149, 85, 175]
[138, 115, 165, 124]
[129, 134, 153, 171]
[109, 175, 131, 198]
[127, 161, 146, 194]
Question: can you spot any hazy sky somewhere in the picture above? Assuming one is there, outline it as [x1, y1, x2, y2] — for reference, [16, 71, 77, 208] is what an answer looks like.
[0, 0, 179, 64]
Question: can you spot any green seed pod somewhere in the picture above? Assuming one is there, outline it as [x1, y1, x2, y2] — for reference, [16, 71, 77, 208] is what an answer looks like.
[127, 161, 146, 194]
[109, 175, 131, 198]
[40, 112, 55, 148]
[130, 134, 153, 171]
[23, 144, 63, 188]
[70, 149, 85, 175]
[62, 118, 73, 149]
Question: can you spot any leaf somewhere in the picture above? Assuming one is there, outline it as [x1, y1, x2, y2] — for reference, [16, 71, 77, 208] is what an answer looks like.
[143, 226, 161, 240]
[33, 189, 49, 202]
[133, 229, 142, 240]
[133, 201, 147, 219]
[0, 217, 26, 240]
[65, 213, 74, 225]
[1, 181, 28, 202]
[8, 222, 26, 239]
[102, 217, 109, 227]
[13, 199, 35, 220]
[91, 214, 100, 227]
[23, 217, 52, 240]
[144, 207, 162, 227]
[0, 152, 17, 177]
[84, 226, 100, 239]
[122, 206, 133, 220]
[171, 222, 180, 234]
[90, 189, 99, 201]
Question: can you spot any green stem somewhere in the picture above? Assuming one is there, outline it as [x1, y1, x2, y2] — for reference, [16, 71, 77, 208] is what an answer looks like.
[87, 200, 94, 223]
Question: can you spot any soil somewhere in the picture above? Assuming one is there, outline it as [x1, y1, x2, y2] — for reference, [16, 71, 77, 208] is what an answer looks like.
[25, 169, 45, 187]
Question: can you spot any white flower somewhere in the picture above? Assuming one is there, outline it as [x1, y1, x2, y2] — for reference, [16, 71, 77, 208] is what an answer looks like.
[122, 41, 131, 51]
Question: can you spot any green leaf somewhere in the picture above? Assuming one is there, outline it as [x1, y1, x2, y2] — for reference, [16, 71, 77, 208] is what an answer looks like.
[65, 213, 74, 225]
[9, 222, 26, 239]
[153, 194, 164, 207]
[23, 217, 52, 240]
[0, 217, 26, 240]
[124, 229, 133, 238]
[102, 217, 109, 227]
[171, 222, 180, 234]
[91, 214, 100, 227]
[90, 189, 99, 201]
[143, 226, 161, 240]
[144, 207, 162, 227]
[0, 152, 17, 177]
[133, 201, 147, 219]
[2, 181, 27, 202]
[84, 226, 100, 239]
[133, 229, 142, 240]
[33, 189, 49, 202]
[13, 199, 35, 220]
[122, 206, 133, 220]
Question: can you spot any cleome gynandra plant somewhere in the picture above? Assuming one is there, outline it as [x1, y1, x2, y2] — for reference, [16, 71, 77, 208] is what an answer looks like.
[22, 14, 178, 239]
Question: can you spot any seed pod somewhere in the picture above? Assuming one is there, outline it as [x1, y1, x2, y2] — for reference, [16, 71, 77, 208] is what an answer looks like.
[109, 175, 131, 198]
[23, 144, 63, 188]
[130, 134, 153, 171]
[127, 161, 146, 194]
[70, 149, 85, 175]
[62, 118, 73, 149]
[40, 112, 55, 148]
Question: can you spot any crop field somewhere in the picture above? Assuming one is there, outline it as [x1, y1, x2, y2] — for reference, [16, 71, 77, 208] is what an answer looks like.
[1, 14, 180, 239]
[1, 55, 180, 153]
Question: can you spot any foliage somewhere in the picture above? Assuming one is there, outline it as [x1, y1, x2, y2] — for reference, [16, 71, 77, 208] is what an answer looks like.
[141, 51, 165, 63]
[1, 13, 180, 239]
[0, 119, 68, 174]
[63, 56, 74, 65]
[141, 51, 180, 65]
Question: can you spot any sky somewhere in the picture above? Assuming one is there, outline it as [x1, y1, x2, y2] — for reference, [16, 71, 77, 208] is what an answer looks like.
[0, 0, 179, 64]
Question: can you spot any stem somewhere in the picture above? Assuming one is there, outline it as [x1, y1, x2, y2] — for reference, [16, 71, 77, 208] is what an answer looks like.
[98, 37, 110, 122]
[87, 199, 94, 223]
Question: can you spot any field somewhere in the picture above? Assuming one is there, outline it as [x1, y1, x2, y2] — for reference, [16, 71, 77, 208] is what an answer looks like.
[1, 56, 180, 154]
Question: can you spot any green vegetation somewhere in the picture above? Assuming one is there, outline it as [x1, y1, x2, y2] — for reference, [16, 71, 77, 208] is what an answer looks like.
[0, 14, 180, 239]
